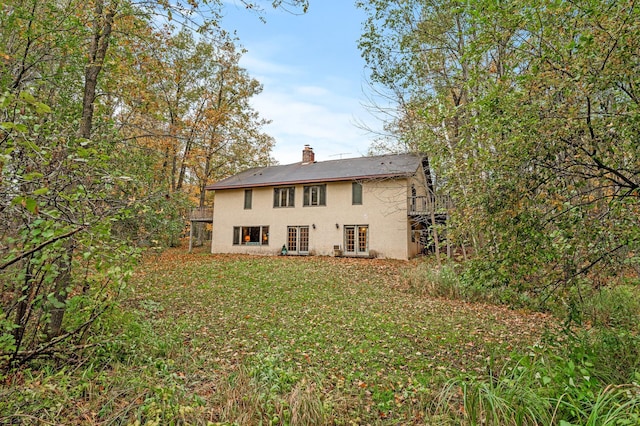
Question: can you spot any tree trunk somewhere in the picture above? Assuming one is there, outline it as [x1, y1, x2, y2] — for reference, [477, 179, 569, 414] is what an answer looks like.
[47, 240, 73, 339]
[199, 155, 212, 207]
[430, 203, 441, 266]
[176, 139, 191, 191]
[11, 258, 33, 365]
[78, 0, 117, 140]
[177, 100, 206, 190]
[49, 0, 117, 339]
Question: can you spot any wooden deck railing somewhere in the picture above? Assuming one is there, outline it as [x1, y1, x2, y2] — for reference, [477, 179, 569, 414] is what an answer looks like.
[408, 195, 453, 216]
[189, 207, 214, 222]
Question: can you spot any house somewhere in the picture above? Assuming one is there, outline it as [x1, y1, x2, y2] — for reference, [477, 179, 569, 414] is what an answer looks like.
[205, 146, 449, 260]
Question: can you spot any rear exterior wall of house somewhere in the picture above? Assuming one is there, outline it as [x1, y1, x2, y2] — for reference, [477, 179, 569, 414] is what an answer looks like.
[210, 178, 415, 260]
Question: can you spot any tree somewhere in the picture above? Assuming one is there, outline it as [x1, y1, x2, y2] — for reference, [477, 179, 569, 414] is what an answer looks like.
[109, 28, 274, 205]
[357, 0, 640, 305]
[1, 0, 307, 369]
[0, 0, 147, 364]
[188, 43, 275, 207]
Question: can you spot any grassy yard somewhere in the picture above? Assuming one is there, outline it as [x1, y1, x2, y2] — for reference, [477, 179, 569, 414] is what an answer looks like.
[1, 249, 559, 424]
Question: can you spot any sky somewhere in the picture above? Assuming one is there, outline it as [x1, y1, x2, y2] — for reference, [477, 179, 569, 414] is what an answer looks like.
[220, 1, 382, 165]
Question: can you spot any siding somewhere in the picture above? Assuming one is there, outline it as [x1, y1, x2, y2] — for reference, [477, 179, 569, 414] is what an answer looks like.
[211, 178, 411, 259]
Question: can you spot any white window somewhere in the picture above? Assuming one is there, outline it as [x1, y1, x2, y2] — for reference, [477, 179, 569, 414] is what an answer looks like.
[303, 184, 326, 206]
[274, 187, 295, 208]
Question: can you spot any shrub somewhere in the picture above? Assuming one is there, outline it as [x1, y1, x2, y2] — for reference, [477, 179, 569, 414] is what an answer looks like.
[113, 192, 192, 248]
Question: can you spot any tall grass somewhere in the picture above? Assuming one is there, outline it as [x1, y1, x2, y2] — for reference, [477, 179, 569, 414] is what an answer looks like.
[429, 344, 640, 425]
[580, 284, 640, 331]
[212, 352, 326, 425]
[554, 384, 640, 426]
[403, 261, 466, 299]
[430, 351, 553, 425]
[403, 259, 522, 305]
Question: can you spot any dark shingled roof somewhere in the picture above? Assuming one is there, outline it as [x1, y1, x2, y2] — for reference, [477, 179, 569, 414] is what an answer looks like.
[206, 153, 424, 190]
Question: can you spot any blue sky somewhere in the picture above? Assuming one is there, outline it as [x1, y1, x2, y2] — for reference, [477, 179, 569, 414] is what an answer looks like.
[220, 1, 380, 165]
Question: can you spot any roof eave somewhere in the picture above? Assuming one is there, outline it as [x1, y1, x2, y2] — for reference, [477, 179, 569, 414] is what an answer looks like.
[205, 172, 414, 191]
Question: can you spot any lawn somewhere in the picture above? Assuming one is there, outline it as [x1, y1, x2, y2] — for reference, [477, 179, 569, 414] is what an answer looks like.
[1, 249, 557, 425]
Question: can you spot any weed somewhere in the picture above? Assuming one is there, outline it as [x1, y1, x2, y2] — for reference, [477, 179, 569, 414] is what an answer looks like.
[430, 343, 640, 425]
[288, 379, 325, 425]
[554, 383, 640, 426]
[211, 362, 325, 425]
[431, 351, 553, 425]
[581, 285, 640, 331]
[403, 260, 465, 299]
[565, 328, 640, 385]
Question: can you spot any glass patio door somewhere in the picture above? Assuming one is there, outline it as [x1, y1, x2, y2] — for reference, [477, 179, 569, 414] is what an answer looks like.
[344, 225, 368, 256]
[287, 226, 309, 254]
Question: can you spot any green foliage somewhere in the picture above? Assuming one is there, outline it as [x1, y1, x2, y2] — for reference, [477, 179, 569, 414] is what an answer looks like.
[245, 350, 325, 425]
[0, 0, 280, 374]
[405, 261, 640, 391]
[358, 0, 640, 321]
[433, 343, 640, 425]
[0, 313, 18, 359]
[0, 29, 140, 367]
[113, 191, 192, 248]
[579, 285, 640, 331]
[251, 351, 300, 395]
[563, 328, 640, 386]
[0, 217, 140, 368]
[401, 261, 640, 423]
[404, 259, 541, 308]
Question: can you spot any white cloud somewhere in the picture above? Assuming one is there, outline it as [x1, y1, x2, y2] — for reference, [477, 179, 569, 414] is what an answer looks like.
[227, 8, 381, 165]
[241, 55, 299, 78]
[252, 87, 372, 164]
[294, 85, 330, 97]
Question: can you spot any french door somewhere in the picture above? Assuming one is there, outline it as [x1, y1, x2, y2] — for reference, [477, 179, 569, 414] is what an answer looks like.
[344, 225, 368, 256]
[287, 226, 309, 255]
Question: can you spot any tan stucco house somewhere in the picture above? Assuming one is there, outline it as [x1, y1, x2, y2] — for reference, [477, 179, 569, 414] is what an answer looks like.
[205, 146, 442, 260]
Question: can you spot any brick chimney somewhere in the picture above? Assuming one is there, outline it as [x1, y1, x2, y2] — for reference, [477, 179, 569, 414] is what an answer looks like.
[302, 144, 315, 164]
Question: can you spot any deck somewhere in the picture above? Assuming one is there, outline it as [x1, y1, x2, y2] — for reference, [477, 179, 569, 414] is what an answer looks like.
[408, 195, 453, 216]
[189, 207, 214, 222]
[188, 207, 213, 253]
